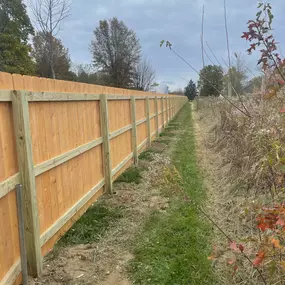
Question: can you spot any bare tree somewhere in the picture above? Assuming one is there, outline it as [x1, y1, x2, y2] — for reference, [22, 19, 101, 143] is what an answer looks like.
[29, 0, 71, 78]
[133, 58, 155, 91]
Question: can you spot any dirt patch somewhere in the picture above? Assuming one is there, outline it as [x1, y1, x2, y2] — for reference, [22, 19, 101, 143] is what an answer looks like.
[31, 127, 183, 285]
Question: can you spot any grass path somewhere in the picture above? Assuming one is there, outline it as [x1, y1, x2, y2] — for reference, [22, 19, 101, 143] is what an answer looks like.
[36, 103, 216, 285]
[129, 103, 216, 285]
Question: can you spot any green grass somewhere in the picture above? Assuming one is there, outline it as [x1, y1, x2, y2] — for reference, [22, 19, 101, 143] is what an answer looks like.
[158, 138, 171, 145]
[139, 149, 157, 161]
[129, 103, 216, 285]
[159, 131, 175, 137]
[115, 166, 144, 184]
[58, 203, 123, 246]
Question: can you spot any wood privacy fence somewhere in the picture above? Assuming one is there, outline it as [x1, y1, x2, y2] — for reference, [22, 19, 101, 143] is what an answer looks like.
[0, 72, 187, 284]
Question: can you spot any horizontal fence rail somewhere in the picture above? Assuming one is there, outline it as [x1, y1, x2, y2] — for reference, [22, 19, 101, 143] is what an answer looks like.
[0, 72, 188, 285]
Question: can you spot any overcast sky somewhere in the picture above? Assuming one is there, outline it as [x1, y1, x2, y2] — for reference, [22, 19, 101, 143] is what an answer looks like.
[26, 0, 285, 91]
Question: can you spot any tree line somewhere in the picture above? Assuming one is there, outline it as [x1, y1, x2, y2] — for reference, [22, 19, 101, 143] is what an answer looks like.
[184, 54, 263, 100]
[0, 0, 155, 90]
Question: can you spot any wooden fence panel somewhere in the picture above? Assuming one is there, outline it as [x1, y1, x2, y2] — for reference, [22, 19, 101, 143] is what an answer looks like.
[0, 71, 188, 284]
[149, 99, 155, 115]
[0, 73, 21, 284]
[150, 117, 156, 136]
[137, 123, 148, 146]
[108, 100, 131, 133]
[110, 130, 132, 170]
[136, 99, 146, 121]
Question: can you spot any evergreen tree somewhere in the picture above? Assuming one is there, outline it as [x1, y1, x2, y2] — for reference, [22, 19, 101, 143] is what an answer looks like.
[184, 80, 197, 100]
[0, 0, 35, 74]
[198, 65, 224, 96]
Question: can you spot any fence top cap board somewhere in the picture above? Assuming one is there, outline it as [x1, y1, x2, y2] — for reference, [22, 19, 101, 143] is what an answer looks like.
[0, 72, 185, 98]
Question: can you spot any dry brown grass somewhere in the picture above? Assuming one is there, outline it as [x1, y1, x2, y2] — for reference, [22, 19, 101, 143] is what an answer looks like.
[194, 93, 285, 284]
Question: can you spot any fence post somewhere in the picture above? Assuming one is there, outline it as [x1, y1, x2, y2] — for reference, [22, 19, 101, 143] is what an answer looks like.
[161, 97, 165, 128]
[170, 97, 173, 119]
[146, 97, 151, 147]
[169, 97, 172, 119]
[12, 90, 42, 277]
[16, 184, 28, 285]
[131, 96, 138, 165]
[155, 97, 159, 138]
[165, 96, 169, 125]
[100, 94, 113, 194]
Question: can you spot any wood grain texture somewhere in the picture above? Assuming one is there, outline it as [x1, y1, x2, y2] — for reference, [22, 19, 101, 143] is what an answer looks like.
[12, 90, 42, 277]
[40, 179, 105, 246]
[137, 123, 147, 146]
[1, 259, 21, 285]
[110, 130, 132, 170]
[108, 100, 131, 133]
[34, 138, 103, 176]
[41, 187, 104, 256]
[135, 99, 146, 121]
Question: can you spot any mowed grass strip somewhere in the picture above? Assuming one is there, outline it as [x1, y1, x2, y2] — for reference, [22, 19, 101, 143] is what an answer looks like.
[129, 103, 216, 285]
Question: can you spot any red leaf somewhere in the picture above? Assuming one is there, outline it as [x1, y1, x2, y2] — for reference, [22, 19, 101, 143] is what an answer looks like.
[228, 259, 235, 265]
[229, 241, 239, 252]
[277, 217, 285, 226]
[232, 265, 238, 276]
[253, 251, 265, 267]
[238, 244, 244, 253]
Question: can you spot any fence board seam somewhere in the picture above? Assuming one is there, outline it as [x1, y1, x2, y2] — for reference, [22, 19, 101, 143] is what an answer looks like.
[1, 259, 21, 285]
[109, 125, 132, 140]
[34, 138, 103, 176]
[40, 179, 105, 246]
[111, 153, 134, 177]
[0, 173, 20, 199]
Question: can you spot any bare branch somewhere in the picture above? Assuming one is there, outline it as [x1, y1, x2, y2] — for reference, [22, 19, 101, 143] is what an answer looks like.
[133, 57, 155, 91]
[168, 46, 252, 117]
[201, 5, 205, 68]
[29, 0, 71, 79]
